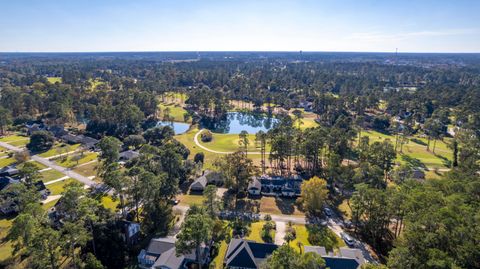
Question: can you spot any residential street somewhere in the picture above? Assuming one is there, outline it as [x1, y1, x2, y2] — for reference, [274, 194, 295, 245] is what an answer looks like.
[0, 141, 97, 187]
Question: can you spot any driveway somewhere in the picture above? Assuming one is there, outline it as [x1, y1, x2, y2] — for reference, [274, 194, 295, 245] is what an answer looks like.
[274, 221, 286, 245]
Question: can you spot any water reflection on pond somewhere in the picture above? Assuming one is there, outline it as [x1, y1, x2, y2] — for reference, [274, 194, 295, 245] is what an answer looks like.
[201, 112, 277, 134]
[156, 121, 190, 134]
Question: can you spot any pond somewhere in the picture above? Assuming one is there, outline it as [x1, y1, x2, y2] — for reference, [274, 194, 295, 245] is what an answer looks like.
[156, 121, 190, 135]
[201, 112, 277, 134]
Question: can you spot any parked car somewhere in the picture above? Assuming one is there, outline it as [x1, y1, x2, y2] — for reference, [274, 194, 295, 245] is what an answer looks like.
[324, 207, 333, 217]
[341, 232, 356, 247]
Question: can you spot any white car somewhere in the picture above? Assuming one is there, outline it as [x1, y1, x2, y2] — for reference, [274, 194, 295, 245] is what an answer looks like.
[341, 232, 356, 247]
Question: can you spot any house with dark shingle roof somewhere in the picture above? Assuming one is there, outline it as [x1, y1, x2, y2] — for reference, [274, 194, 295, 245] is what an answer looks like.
[119, 150, 140, 162]
[224, 239, 366, 269]
[304, 246, 365, 269]
[224, 239, 278, 269]
[137, 237, 209, 269]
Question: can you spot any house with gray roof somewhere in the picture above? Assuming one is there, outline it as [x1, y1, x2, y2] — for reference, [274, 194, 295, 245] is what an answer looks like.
[224, 239, 365, 269]
[224, 239, 278, 269]
[119, 150, 140, 162]
[304, 246, 365, 269]
[138, 237, 209, 269]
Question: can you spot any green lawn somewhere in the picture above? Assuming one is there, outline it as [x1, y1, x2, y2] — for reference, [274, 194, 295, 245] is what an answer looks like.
[0, 217, 14, 262]
[37, 143, 81, 158]
[0, 135, 28, 142]
[101, 196, 119, 212]
[245, 221, 275, 243]
[158, 103, 190, 123]
[178, 194, 205, 206]
[47, 77, 62, 83]
[0, 158, 15, 168]
[174, 127, 219, 170]
[40, 169, 66, 183]
[42, 199, 59, 211]
[359, 129, 452, 169]
[174, 126, 264, 170]
[55, 152, 98, 168]
[72, 161, 99, 177]
[198, 132, 270, 153]
[7, 139, 29, 147]
[288, 225, 345, 252]
[212, 240, 228, 269]
[47, 178, 75, 195]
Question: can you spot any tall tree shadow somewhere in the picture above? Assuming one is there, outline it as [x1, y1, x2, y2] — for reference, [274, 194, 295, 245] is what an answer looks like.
[275, 197, 296, 215]
[401, 155, 426, 169]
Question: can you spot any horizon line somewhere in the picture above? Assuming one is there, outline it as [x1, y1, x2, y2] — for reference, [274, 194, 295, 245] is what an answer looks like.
[1, 50, 479, 54]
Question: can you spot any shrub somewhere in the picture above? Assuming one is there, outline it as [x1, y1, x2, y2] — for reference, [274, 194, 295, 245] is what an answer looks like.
[194, 152, 205, 163]
[201, 130, 213, 142]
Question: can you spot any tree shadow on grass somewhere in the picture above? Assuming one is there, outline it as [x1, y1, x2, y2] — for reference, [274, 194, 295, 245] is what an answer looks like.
[401, 155, 426, 169]
[434, 153, 452, 168]
[274, 197, 296, 215]
[411, 138, 427, 146]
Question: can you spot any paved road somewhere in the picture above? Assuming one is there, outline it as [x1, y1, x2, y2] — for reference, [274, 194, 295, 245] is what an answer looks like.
[0, 141, 97, 187]
[325, 208, 377, 263]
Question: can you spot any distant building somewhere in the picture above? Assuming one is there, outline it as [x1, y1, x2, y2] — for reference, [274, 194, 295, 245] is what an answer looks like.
[247, 175, 302, 197]
[138, 237, 209, 269]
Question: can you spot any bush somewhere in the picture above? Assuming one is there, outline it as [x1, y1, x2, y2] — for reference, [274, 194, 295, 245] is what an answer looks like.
[27, 131, 54, 152]
[201, 130, 213, 142]
[194, 152, 205, 163]
[261, 221, 276, 243]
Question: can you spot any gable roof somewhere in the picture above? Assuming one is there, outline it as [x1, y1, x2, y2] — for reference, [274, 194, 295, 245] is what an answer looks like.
[146, 237, 176, 256]
[191, 175, 207, 190]
[304, 246, 365, 269]
[323, 257, 360, 269]
[154, 247, 185, 269]
[225, 239, 278, 269]
[119, 150, 140, 161]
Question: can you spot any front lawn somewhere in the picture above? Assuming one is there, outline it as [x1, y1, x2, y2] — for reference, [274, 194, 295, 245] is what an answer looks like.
[259, 197, 304, 216]
[72, 161, 99, 177]
[55, 152, 98, 168]
[7, 139, 29, 147]
[37, 143, 81, 158]
[245, 221, 275, 243]
[40, 169, 66, 183]
[0, 158, 15, 168]
[289, 224, 345, 252]
[0, 135, 28, 143]
[47, 178, 75, 195]
[177, 194, 205, 206]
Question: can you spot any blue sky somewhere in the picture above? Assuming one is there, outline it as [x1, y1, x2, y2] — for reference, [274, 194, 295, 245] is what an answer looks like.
[0, 0, 479, 52]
